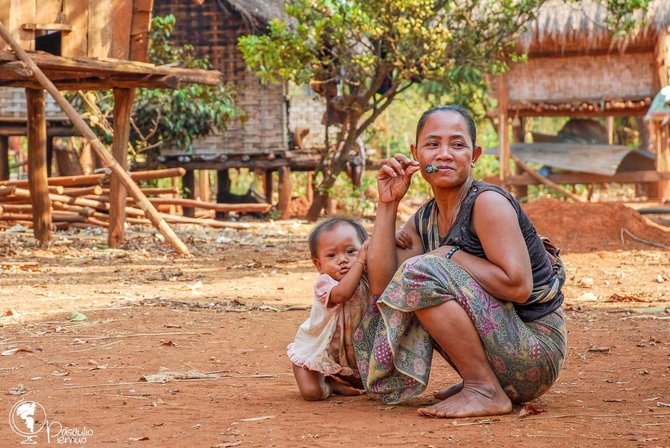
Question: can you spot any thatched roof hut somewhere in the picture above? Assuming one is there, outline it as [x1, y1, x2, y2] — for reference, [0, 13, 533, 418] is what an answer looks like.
[493, 0, 670, 202]
[155, 0, 325, 167]
[520, 0, 670, 52]
[220, 0, 288, 29]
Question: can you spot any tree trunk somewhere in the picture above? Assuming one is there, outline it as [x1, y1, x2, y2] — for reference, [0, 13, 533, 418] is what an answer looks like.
[306, 171, 339, 221]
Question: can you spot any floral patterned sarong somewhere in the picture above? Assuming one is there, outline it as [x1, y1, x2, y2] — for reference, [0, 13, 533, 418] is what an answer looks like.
[353, 254, 567, 404]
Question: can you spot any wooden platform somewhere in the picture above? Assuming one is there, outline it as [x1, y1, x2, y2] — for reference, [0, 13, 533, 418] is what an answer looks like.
[0, 50, 222, 90]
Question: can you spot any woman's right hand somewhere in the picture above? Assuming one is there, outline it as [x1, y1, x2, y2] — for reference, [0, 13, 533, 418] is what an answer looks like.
[377, 154, 421, 203]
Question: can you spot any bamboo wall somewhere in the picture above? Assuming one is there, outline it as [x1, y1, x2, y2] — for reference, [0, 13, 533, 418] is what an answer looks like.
[153, 0, 287, 156]
[0, 87, 65, 119]
[288, 83, 328, 149]
[504, 52, 656, 104]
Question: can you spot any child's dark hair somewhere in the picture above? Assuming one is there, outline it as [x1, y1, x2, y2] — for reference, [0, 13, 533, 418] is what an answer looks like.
[415, 104, 477, 148]
[308, 217, 368, 258]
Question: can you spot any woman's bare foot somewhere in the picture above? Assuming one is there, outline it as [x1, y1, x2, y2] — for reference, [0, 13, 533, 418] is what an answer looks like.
[418, 383, 512, 418]
[433, 382, 464, 400]
[326, 377, 365, 396]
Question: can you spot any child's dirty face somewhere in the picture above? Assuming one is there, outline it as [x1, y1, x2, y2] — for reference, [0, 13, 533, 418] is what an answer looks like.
[313, 223, 362, 281]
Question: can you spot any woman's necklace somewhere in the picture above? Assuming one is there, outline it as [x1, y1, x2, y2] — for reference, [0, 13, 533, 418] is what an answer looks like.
[440, 177, 473, 239]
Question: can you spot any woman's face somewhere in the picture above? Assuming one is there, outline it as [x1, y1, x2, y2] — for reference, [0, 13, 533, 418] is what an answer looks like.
[410, 111, 481, 188]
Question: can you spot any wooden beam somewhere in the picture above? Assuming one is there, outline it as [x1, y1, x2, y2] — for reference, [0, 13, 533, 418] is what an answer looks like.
[0, 136, 8, 180]
[0, 50, 223, 87]
[0, 22, 189, 255]
[0, 167, 186, 188]
[278, 166, 291, 220]
[606, 116, 615, 145]
[497, 74, 510, 184]
[21, 23, 73, 31]
[26, 88, 52, 243]
[109, 87, 135, 248]
[658, 123, 670, 203]
[511, 116, 527, 199]
[489, 169, 670, 186]
[510, 154, 584, 202]
[147, 197, 271, 213]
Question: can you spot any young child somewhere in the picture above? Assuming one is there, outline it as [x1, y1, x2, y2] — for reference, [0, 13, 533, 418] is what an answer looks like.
[287, 217, 371, 401]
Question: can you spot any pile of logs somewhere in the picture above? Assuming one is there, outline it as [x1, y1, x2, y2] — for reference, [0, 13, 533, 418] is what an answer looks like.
[0, 167, 272, 231]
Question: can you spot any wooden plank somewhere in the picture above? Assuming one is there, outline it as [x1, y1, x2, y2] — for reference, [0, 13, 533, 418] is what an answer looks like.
[129, 0, 154, 61]
[62, 0, 88, 57]
[108, 87, 135, 248]
[9, 0, 35, 51]
[88, 0, 112, 58]
[0, 167, 186, 187]
[22, 24, 72, 32]
[35, 0, 61, 25]
[0, 0, 13, 50]
[26, 88, 52, 244]
[111, 0, 132, 59]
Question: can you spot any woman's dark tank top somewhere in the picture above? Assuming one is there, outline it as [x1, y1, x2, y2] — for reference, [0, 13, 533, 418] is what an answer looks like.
[413, 180, 563, 321]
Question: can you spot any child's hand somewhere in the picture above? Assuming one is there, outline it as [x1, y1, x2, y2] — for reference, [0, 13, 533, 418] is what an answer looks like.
[395, 229, 413, 250]
[357, 240, 369, 264]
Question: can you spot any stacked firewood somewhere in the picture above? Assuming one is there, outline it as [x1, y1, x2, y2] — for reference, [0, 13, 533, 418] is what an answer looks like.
[0, 168, 271, 230]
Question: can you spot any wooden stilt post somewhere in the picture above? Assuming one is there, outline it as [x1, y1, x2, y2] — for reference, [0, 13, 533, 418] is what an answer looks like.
[46, 136, 54, 177]
[658, 123, 670, 203]
[511, 116, 527, 200]
[606, 116, 615, 145]
[278, 166, 291, 220]
[196, 170, 210, 202]
[497, 75, 511, 189]
[511, 154, 585, 203]
[0, 136, 9, 181]
[26, 88, 52, 244]
[306, 171, 314, 203]
[263, 170, 273, 204]
[0, 21, 189, 255]
[216, 169, 230, 220]
[109, 88, 135, 248]
[183, 169, 195, 217]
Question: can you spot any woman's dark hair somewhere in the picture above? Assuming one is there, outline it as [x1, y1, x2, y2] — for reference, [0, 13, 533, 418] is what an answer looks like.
[415, 104, 477, 148]
[308, 217, 368, 258]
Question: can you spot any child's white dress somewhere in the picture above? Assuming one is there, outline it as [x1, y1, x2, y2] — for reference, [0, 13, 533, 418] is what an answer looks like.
[287, 274, 371, 377]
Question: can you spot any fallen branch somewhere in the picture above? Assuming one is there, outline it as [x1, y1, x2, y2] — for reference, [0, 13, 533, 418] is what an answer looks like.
[510, 154, 585, 203]
[620, 227, 669, 249]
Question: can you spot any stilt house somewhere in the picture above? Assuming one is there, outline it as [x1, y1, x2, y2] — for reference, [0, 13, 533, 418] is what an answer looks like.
[0, 0, 222, 252]
[152, 0, 328, 218]
[493, 0, 670, 202]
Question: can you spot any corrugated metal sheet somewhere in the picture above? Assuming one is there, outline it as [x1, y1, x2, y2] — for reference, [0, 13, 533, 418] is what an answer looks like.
[645, 86, 670, 120]
[485, 143, 655, 176]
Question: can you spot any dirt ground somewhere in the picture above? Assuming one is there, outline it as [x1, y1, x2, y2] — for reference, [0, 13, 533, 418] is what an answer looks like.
[0, 202, 669, 447]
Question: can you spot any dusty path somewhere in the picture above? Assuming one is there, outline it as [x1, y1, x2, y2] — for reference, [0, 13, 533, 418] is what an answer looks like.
[0, 220, 669, 447]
